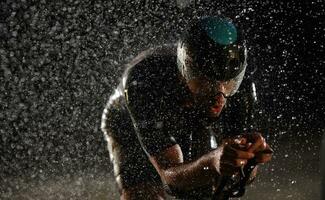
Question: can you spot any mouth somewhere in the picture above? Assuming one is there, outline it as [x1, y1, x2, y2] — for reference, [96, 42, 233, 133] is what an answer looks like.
[210, 104, 223, 114]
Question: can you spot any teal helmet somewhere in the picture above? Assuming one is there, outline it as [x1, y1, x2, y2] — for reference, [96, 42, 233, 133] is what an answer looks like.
[177, 16, 248, 97]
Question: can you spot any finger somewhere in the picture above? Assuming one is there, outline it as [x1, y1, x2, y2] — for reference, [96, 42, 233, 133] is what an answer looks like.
[231, 158, 248, 167]
[255, 153, 273, 163]
[259, 143, 274, 153]
[230, 142, 251, 151]
[246, 133, 266, 153]
[223, 136, 247, 146]
[220, 155, 248, 167]
[254, 143, 273, 163]
[224, 145, 255, 159]
[232, 134, 252, 151]
[259, 149, 274, 154]
[253, 143, 274, 155]
[242, 132, 263, 143]
[234, 136, 247, 145]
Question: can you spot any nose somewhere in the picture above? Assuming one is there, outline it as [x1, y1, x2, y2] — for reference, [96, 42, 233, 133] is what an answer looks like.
[214, 82, 227, 104]
[215, 92, 226, 105]
[215, 81, 226, 93]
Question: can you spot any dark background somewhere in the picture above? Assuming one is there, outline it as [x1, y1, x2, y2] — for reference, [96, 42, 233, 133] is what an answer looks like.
[0, 0, 323, 199]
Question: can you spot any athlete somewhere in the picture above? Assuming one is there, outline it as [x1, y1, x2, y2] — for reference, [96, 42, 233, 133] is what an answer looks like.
[101, 16, 273, 199]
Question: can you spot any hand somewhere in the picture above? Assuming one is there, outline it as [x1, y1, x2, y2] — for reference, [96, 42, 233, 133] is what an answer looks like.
[242, 132, 273, 164]
[209, 133, 273, 177]
[209, 137, 255, 176]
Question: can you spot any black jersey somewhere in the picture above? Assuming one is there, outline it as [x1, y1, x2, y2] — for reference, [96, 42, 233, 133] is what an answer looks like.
[122, 45, 219, 160]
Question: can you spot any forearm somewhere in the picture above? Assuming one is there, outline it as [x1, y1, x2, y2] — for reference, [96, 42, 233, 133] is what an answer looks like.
[152, 150, 221, 191]
[165, 158, 218, 190]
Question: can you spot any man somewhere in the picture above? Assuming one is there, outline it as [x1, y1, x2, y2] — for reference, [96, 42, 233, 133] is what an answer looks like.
[101, 16, 272, 199]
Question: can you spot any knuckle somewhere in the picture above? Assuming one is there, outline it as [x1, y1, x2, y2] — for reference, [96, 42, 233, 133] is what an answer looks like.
[252, 132, 262, 139]
[257, 154, 272, 163]
[256, 134, 263, 141]
[235, 159, 245, 166]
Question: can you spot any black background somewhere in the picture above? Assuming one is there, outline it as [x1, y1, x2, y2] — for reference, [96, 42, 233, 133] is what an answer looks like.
[0, 0, 323, 199]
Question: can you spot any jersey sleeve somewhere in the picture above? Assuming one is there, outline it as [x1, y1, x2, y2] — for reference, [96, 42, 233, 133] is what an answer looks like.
[124, 65, 179, 156]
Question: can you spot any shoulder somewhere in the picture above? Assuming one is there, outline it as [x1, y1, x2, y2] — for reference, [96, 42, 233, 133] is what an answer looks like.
[121, 45, 187, 112]
[122, 46, 178, 95]
[122, 44, 178, 90]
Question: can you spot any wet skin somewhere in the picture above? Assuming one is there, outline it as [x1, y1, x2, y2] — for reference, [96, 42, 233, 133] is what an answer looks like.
[186, 77, 228, 118]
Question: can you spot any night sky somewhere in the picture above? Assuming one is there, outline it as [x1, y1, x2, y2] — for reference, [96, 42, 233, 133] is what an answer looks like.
[0, 0, 323, 199]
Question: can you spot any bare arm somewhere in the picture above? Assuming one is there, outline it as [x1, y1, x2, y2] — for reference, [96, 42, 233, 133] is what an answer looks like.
[149, 143, 255, 192]
[150, 144, 219, 190]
